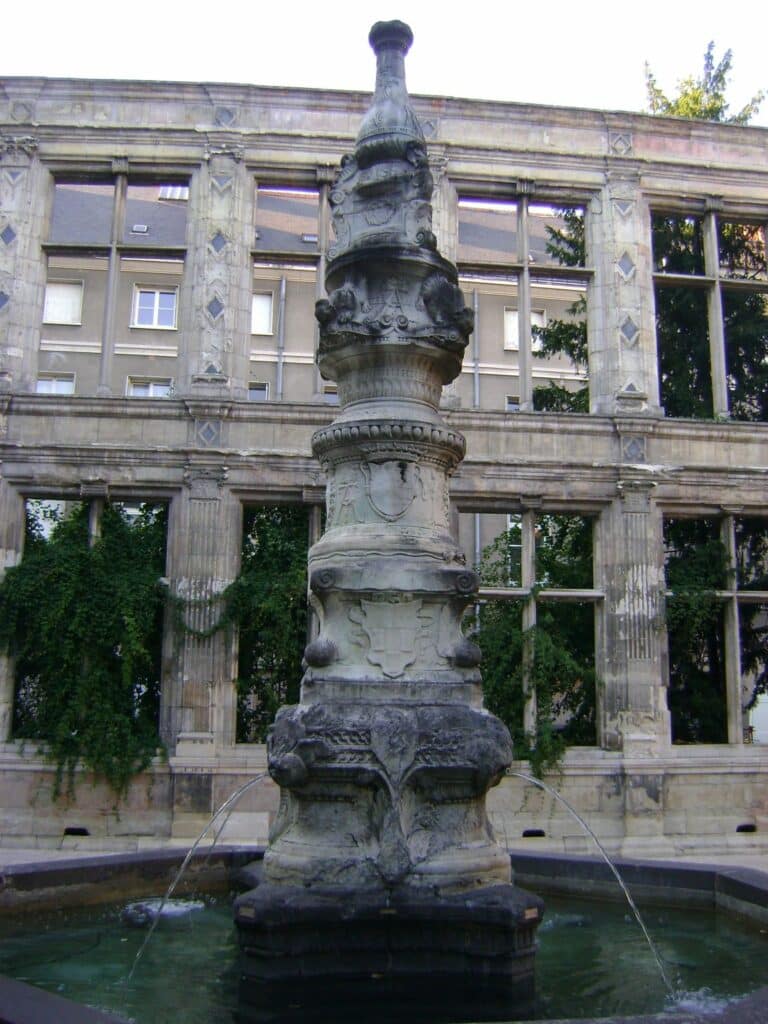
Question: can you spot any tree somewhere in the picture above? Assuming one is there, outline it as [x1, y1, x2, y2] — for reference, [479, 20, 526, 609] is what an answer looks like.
[227, 505, 309, 742]
[477, 515, 597, 773]
[0, 502, 167, 795]
[645, 42, 764, 124]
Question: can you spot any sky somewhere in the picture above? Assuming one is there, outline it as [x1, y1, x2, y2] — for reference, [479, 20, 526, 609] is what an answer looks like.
[4, 0, 767, 126]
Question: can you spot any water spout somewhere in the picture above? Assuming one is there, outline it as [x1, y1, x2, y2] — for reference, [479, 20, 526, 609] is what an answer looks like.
[507, 769, 675, 1000]
[127, 771, 266, 980]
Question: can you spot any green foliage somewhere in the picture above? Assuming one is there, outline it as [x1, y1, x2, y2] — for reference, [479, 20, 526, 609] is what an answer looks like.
[532, 209, 589, 413]
[0, 502, 167, 796]
[663, 519, 731, 742]
[476, 516, 597, 775]
[645, 42, 764, 124]
[229, 506, 308, 742]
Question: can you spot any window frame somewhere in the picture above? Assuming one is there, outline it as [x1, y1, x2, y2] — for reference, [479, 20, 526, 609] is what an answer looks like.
[126, 376, 174, 398]
[248, 381, 270, 402]
[35, 372, 76, 395]
[42, 280, 84, 326]
[130, 285, 179, 330]
[251, 292, 274, 336]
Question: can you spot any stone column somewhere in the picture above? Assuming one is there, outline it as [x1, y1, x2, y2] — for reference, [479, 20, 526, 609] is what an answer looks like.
[161, 465, 240, 755]
[0, 475, 25, 740]
[177, 147, 253, 400]
[0, 135, 47, 392]
[597, 473, 669, 753]
[587, 169, 661, 416]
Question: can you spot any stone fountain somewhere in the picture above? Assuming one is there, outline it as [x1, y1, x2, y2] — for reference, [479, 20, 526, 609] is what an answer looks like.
[235, 20, 543, 1020]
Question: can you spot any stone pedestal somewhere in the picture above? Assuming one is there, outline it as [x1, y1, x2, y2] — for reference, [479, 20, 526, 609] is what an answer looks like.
[235, 21, 543, 1016]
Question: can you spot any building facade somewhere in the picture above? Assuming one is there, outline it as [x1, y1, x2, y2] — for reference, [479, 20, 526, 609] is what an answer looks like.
[0, 77, 767, 855]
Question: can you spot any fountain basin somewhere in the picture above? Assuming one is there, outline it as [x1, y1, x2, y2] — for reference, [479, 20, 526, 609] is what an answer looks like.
[2, 847, 768, 1023]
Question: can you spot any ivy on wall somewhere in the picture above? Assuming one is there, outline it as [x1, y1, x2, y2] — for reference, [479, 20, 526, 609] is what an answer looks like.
[0, 502, 167, 796]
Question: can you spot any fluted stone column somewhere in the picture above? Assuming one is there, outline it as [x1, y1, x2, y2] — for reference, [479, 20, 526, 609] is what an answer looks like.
[236, 23, 542, 1014]
[0, 475, 25, 741]
[0, 135, 47, 392]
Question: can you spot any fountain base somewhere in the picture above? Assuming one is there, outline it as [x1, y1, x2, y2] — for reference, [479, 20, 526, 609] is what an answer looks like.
[235, 881, 543, 1022]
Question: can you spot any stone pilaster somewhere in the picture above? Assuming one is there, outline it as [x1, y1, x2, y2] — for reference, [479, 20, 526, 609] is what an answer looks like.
[161, 464, 240, 754]
[0, 474, 25, 740]
[0, 135, 47, 392]
[587, 169, 661, 416]
[598, 471, 669, 753]
[177, 147, 253, 399]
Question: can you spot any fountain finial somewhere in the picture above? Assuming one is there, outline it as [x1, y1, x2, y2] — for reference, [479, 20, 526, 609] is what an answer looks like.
[355, 19, 424, 168]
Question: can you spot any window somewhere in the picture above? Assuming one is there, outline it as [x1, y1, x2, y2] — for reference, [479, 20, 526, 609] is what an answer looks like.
[458, 197, 589, 412]
[248, 381, 269, 402]
[653, 211, 768, 421]
[131, 287, 178, 329]
[505, 395, 520, 412]
[127, 377, 173, 398]
[460, 509, 599, 745]
[254, 186, 320, 254]
[504, 309, 546, 351]
[251, 293, 273, 335]
[322, 385, 339, 405]
[36, 373, 75, 395]
[42, 282, 83, 325]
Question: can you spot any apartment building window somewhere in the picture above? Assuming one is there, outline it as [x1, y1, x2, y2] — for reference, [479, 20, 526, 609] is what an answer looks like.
[42, 282, 83, 325]
[251, 293, 274, 335]
[127, 376, 173, 398]
[254, 186, 320, 254]
[461, 509, 600, 745]
[248, 381, 269, 401]
[505, 395, 520, 412]
[664, 515, 768, 744]
[504, 309, 546, 351]
[45, 177, 187, 395]
[458, 197, 590, 412]
[652, 209, 768, 421]
[36, 373, 75, 395]
[131, 287, 178, 329]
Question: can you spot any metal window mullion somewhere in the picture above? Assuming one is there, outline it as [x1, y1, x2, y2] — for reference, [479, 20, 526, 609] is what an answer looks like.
[97, 173, 127, 396]
[721, 516, 744, 743]
[521, 509, 537, 739]
[703, 211, 729, 417]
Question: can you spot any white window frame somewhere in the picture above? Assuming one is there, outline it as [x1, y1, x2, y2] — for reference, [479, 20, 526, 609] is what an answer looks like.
[36, 372, 76, 395]
[126, 376, 173, 398]
[248, 381, 270, 402]
[251, 292, 274, 335]
[131, 286, 178, 330]
[504, 308, 547, 352]
[43, 281, 83, 326]
[505, 395, 520, 412]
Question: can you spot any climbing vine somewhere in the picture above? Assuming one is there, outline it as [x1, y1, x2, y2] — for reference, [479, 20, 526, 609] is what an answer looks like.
[0, 501, 167, 797]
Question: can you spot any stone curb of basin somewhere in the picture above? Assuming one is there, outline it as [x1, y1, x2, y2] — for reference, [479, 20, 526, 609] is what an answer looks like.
[1, 846, 768, 1024]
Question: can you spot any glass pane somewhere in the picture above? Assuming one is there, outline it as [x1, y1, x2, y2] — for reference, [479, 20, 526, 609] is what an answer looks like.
[655, 286, 713, 418]
[535, 514, 593, 589]
[532, 278, 588, 412]
[43, 282, 83, 325]
[652, 214, 705, 275]
[477, 598, 525, 735]
[667, 598, 727, 743]
[723, 289, 768, 422]
[129, 381, 150, 396]
[718, 221, 767, 282]
[461, 512, 521, 587]
[537, 601, 597, 745]
[528, 205, 585, 268]
[156, 292, 176, 327]
[123, 183, 188, 247]
[457, 198, 518, 265]
[49, 182, 114, 246]
[248, 382, 269, 401]
[251, 293, 273, 334]
[735, 518, 768, 589]
[255, 187, 319, 253]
